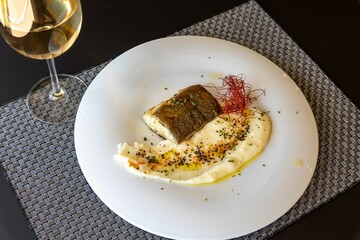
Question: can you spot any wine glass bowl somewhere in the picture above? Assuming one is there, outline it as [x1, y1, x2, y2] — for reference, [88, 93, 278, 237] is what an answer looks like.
[0, 0, 86, 123]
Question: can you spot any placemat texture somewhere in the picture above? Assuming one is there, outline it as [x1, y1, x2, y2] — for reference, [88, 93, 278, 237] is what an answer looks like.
[1, 1, 359, 239]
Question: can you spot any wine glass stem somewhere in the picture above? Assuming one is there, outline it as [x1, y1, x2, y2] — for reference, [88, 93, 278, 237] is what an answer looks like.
[46, 58, 65, 100]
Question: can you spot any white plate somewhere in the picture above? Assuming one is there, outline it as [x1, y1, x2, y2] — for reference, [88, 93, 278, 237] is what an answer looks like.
[74, 36, 318, 239]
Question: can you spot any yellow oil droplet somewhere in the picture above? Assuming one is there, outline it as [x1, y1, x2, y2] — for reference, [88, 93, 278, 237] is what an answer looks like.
[295, 159, 304, 167]
[208, 72, 223, 80]
[177, 162, 201, 171]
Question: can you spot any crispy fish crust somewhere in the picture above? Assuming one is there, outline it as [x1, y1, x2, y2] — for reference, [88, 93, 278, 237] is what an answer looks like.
[143, 85, 222, 144]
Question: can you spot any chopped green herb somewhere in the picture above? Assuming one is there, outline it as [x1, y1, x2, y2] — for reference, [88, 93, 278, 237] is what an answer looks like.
[147, 156, 158, 164]
[228, 159, 235, 163]
[143, 137, 147, 141]
[164, 87, 168, 90]
[160, 187, 164, 190]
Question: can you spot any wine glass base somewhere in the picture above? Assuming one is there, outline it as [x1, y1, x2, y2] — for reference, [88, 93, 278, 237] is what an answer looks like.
[27, 74, 87, 124]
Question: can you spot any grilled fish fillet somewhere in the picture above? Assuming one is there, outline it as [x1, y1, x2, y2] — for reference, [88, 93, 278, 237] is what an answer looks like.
[143, 85, 222, 144]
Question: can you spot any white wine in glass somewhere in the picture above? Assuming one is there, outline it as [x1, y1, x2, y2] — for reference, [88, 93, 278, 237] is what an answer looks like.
[0, 0, 86, 123]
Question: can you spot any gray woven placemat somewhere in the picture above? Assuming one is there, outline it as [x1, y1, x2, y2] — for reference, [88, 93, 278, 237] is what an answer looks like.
[1, 1, 359, 239]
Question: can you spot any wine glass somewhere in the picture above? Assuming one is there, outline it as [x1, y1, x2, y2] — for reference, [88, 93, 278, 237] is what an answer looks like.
[0, 0, 86, 123]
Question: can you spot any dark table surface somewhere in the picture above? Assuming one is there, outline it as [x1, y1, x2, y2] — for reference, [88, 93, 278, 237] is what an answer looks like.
[0, 0, 359, 239]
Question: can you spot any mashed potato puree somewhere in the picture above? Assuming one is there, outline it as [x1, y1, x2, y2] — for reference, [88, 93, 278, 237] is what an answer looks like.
[117, 107, 271, 184]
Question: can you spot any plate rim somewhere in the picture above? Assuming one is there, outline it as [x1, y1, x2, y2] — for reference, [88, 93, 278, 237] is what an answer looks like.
[74, 35, 319, 239]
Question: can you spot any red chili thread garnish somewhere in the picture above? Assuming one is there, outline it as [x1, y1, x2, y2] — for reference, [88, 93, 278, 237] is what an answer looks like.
[205, 74, 265, 114]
